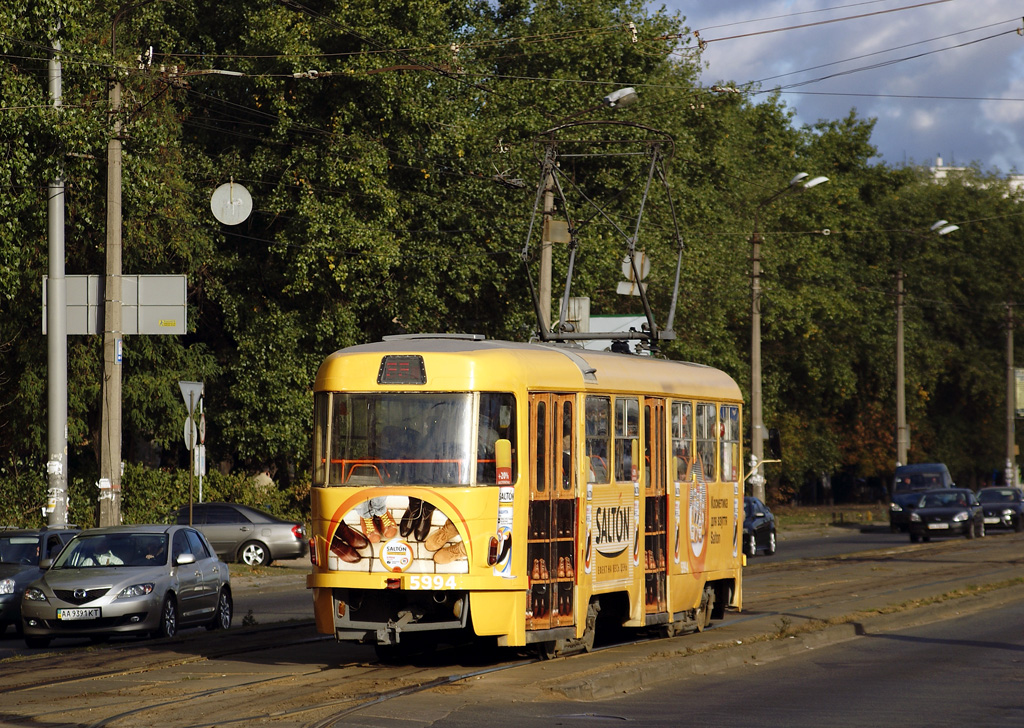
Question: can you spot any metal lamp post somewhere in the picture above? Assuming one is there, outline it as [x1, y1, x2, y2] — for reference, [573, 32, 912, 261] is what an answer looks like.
[749, 172, 829, 502]
[895, 219, 959, 467]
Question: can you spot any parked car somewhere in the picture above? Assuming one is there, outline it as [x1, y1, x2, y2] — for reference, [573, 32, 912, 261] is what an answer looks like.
[907, 488, 985, 543]
[0, 526, 79, 635]
[21, 525, 232, 648]
[743, 496, 776, 557]
[890, 463, 954, 532]
[977, 486, 1024, 532]
[173, 502, 307, 567]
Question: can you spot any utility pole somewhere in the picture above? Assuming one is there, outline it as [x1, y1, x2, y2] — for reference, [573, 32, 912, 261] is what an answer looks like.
[99, 19, 124, 527]
[895, 269, 907, 467]
[1007, 303, 1017, 486]
[46, 23, 69, 526]
[539, 167, 555, 332]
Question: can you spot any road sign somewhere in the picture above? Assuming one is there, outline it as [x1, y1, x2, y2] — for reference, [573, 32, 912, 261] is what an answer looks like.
[178, 381, 204, 416]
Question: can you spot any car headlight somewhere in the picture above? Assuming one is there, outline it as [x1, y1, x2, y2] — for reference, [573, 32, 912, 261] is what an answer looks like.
[952, 511, 969, 522]
[0, 578, 15, 595]
[117, 583, 155, 599]
[1002, 509, 1014, 518]
[890, 502, 903, 513]
[910, 512, 921, 522]
[24, 587, 48, 602]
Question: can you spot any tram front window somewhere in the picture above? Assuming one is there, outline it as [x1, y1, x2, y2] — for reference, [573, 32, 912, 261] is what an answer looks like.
[313, 392, 516, 487]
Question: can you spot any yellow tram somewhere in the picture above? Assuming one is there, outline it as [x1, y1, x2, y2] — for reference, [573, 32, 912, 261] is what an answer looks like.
[306, 333, 745, 656]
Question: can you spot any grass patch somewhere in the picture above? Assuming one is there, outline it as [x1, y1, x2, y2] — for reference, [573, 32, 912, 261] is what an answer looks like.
[773, 504, 888, 529]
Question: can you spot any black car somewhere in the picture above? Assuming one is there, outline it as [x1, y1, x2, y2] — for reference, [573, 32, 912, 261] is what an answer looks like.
[907, 488, 985, 543]
[173, 502, 307, 566]
[743, 497, 776, 557]
[977, 486, 1024, 532]
[0, 526, 79, 635]
[889, 463, 954, 532]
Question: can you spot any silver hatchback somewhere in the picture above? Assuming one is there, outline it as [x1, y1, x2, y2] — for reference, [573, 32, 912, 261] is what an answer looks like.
[21, 525, 232, 648]
[174, 502, 307, 566]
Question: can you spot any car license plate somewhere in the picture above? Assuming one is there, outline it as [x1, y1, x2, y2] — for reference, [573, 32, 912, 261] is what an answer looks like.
[984, 517, 999, 524]
[57, 608, 100, 620]
[927, 523, 949, 530]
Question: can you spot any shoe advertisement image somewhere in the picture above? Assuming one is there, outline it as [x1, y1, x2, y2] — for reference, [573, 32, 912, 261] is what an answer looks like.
[327, 494, 468, 574]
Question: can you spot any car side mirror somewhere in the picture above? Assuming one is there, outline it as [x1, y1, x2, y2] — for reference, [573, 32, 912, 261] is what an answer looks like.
[39, 557, 53, 570]
[175, 553, 196, 566]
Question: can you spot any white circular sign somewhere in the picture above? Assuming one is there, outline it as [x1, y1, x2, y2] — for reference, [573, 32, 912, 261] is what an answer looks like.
[210, 182, 253, 225]
[621, 251, 650, 281]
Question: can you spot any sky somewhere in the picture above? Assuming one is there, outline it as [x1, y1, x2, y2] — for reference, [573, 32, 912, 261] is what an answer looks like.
[655, 0, 1024, 174]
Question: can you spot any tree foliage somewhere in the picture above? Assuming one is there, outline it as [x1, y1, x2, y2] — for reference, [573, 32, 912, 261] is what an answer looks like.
[3, 0, 1024, 513]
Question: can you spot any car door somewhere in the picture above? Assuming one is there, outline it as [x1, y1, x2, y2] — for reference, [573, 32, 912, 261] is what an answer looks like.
[171, 529, 204, 619]
[199, 505, 254, 560]
[185, 528, 222, 617]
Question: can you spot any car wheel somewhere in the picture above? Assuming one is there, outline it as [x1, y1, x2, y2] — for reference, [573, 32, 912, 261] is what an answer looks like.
[239, 540, 271, 567]
[207, 588, 233, 631]
[745, 533, 756, 557]
[979, 520, 986, 538]
[154, 595, 178, 639]
[966, 521, 976, 539]
[24, 635, 51, 649]
[1016, 516, 1024, 533]
[766, 530, 777, 555]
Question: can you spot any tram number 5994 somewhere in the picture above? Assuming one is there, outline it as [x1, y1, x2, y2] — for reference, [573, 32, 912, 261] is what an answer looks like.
[407, 575, 458, 590]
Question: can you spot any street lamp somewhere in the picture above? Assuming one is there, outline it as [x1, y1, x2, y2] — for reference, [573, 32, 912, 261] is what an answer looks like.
[749, 172, 829, 502]
[895, 219, 959, 467]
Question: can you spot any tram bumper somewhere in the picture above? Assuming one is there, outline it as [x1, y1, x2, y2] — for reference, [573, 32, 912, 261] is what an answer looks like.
[332, 587, 469, 645]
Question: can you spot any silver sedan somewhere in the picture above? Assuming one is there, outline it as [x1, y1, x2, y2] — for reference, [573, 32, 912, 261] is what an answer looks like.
[21, 524, 232, 648]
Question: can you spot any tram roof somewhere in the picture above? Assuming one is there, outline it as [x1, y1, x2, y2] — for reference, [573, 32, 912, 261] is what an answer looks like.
[316, 335, 741, 401]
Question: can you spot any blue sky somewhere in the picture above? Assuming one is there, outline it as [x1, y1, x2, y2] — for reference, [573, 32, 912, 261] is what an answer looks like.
[653, 0, 1024, 173]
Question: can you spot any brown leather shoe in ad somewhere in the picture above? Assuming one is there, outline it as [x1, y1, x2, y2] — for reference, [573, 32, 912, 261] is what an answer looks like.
[433, 541, 467, 564]
[424, 518, 458, 551]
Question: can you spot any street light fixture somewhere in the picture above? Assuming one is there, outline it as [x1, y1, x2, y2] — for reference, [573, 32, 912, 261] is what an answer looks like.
[749, 172, 829, 502]
[895, 219, 959, 467]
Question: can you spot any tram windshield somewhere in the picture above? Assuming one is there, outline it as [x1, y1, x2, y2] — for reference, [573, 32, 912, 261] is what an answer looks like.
[313, 391, 516, 487]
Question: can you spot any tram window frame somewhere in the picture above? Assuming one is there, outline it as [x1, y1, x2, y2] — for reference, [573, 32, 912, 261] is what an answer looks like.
[695, 402, 718, 482]
[672, 401, 694, 482]
[585, 396, 611, 484]
[614, 397, 640, 483]
[720, 404, 740, 482]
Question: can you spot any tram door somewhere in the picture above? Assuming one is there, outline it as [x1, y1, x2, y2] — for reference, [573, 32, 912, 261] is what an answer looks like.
[644, 398, 667, 613]
[526, 393, 576, 631]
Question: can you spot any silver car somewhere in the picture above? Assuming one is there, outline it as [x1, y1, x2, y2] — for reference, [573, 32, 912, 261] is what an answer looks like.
[21, 525, 232, 648]
[174, 502, 308, 567]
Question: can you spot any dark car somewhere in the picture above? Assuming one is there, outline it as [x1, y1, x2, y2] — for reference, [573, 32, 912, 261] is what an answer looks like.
[1, 527, 79, 636]
[977, 486, 1024, 532]
[890, 463, 954, 532]
[907, 488, 985, 543]
[21, 524, 232, 648]
[743, 496, 776, 557]
[173, 502, 307, 567]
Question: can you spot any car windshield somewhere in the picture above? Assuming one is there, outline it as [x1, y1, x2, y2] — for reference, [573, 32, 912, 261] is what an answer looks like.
[894, 473, 944, 492]
[53, 533, 169, 568]
[978, 489, 1016, 503]
[919, 492, 968, 508]
[0, 535, 39, 565]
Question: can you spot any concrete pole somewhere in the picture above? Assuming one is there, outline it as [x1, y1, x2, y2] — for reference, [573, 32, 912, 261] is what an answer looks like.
[539, 169, 555, 332]
[46, 27, 69, 526]
[896, 269, 907, 467]
[99, 68, 123, 526]
[749, 224, 764, 502]
[1007, 303, 1016, 486]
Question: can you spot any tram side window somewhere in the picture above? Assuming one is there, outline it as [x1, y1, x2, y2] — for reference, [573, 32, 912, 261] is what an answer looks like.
[313, 392, 330, 485]
[614, 397, 640, 483]
[672, 401, 693, 481]
[585, 396, 611, 484]
[695, 403, 717, 482]
[720, 405, 740, 482]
